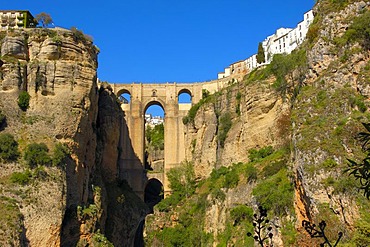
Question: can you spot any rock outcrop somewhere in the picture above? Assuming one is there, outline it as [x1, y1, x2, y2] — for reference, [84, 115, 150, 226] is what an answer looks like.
[0, 28, 146, 247]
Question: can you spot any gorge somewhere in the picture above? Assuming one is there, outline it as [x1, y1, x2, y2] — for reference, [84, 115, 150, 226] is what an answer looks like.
[1, 0, 370, 246]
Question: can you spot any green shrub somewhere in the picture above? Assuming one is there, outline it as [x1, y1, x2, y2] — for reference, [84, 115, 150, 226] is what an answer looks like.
[338, 10, 370, 50]
[155, 192, 182, 212]
[146, 123, 164, 150]
[268, 49, 307, 97]
[243, 163, 258, 182]
[253, 169, 294, 216]
[218, 112, 232, 147]
[52, 143, 69, 167]
[166, 161, 196, 199]
[262, 159, 286, 177]
[210, 166, 229, 181]
[17, 91, 30, 111]
[248, 146, 274, 162]
[224, 169, 239, 189]
[321, 158, 338, 170]
[230, 205, 254, 225]
[10, 170, 32, 185]
[91, 230, 114, 247]
[24, 142, 51, 168]
[0, 133, 19, 162]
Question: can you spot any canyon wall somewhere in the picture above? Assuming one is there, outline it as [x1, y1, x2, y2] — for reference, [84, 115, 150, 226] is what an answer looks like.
[0, 28, 146, 247]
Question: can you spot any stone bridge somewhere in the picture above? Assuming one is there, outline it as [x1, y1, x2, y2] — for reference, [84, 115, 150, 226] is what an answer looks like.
[111, 78, 232, 200]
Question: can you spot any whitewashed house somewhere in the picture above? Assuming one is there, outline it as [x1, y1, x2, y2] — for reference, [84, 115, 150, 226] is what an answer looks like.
[218, 9, 314, 78]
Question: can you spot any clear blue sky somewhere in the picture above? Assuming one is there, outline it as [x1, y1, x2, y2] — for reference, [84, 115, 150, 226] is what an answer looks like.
[4, 0, 314, 115]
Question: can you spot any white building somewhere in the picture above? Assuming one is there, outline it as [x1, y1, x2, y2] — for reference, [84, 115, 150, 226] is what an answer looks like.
[145, 114, 164, 127]
[248, 10, 314, 70]
[0, 10, 38, 29]
[218, 9, 314, 78]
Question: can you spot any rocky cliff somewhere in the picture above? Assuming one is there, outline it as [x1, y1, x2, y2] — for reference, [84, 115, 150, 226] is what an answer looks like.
[0, 28, 146, 247]
[145, 1, 370, 246]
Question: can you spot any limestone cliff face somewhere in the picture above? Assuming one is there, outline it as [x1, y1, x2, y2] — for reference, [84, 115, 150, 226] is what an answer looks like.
[0, 28, 145, 247]
[162, 1, 370, 246]
[0, 28, 99, 247]
[292, 0, 370, 230]
[184, 81, 290, 179]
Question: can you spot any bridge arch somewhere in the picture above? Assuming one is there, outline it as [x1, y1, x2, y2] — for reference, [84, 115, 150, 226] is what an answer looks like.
[117, 88, 131, 104]
[143, 99, 165, 116]
[177, 88, 193, 104]
[144, 178, 164, 212]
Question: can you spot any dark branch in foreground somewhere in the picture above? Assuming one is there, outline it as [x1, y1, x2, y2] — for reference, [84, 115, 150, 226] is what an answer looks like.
[247, 206, 273, 247]
[302, 220, 343, 247]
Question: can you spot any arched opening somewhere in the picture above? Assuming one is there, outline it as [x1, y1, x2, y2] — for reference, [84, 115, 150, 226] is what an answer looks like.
[178, 89, 192, 104]
[178, 89, 192, 111]
[144, 178, 164, 212]
[118, 90, 131, 104]
[144, 101, 165, 172]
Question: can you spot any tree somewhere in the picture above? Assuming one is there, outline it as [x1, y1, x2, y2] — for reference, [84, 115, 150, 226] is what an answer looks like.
[35, 12, 53, 28]
[0, 133, 19, 162]
[17, 91, 30, 111]
[24, 143, 51, 168]
[256, 42, 266, 64]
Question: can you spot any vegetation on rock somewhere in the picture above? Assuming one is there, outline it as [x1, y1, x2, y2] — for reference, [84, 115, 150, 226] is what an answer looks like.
[24, 143, 51, 168]
[0, 133, 19, 162]
[17, 91, 30, 111]
[145, 123, 164, 151]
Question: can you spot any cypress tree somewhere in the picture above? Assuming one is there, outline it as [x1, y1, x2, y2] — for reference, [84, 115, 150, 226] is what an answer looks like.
[257, 42, 266, 64]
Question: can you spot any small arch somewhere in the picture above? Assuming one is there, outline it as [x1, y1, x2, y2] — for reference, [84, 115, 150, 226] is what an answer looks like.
[143, 100, 165, 117]
[117, 89, 131, 104]
[144, 178, 164, 212]
[178, 88, 192, 104]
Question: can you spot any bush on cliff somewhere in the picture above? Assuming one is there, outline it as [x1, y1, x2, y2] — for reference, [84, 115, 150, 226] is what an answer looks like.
[24, 142, 51, 168]
[0, 133, 19, 162]
[253, 169, 294, 216]
[17, 91, 30, 111]
[52, 143, 69, 167]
